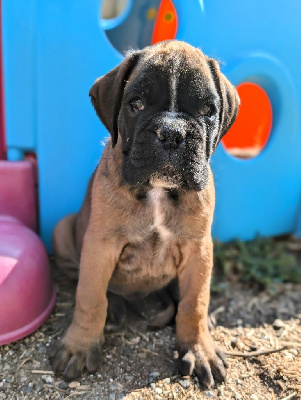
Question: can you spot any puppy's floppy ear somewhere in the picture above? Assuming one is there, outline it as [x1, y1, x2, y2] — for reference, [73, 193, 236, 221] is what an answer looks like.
[89, 51, 141, 147]
[207, 58, 240, 148]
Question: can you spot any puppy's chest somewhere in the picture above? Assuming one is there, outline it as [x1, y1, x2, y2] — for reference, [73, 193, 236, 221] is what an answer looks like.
[148, 187, 173, 240]
[124, 186, 178, 241]
[110, 188, 179, 294]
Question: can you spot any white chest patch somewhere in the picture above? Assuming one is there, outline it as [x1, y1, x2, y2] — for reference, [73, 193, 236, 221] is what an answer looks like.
[148, 187, 171, 241]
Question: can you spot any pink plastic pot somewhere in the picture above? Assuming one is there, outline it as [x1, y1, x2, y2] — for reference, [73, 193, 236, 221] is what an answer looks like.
[0, 216, 56, 345]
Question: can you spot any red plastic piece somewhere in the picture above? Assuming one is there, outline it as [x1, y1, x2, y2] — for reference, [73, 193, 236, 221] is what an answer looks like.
[151, 0, 178, 45]
[0, 160, 37, 231]
[0, 216, 56, 345]
[222, 83, 273, 158]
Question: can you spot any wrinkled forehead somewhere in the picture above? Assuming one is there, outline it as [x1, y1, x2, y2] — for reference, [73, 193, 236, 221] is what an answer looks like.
[126, 44, 216, 101]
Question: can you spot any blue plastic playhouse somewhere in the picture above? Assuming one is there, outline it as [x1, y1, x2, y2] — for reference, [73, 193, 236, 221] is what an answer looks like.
[1, 0, 301, 250]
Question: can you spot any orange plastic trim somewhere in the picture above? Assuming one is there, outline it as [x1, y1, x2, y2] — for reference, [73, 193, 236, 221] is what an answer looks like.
[151, 0, 178, 45]
[222, 83, 273, 156]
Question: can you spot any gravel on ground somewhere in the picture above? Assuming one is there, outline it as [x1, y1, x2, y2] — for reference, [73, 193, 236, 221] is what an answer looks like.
[0, 260, 300, 400]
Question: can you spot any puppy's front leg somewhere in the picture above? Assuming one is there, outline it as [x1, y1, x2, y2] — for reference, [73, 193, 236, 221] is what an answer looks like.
[176, 238, 227, 388]
[49, 228, 123, 381]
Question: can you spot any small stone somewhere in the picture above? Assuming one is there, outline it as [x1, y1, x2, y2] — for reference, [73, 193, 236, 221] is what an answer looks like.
[148, 371, 160, 383]
[68, 381, 80, 389]
[109, 394, 116, 400]
[163, 378, 170, 384]
[42, 375, 54, 384]
[150, 383, 156, 389]
[237, 341, 245, 351]
[155, 388, 162, 394]
[250, 395, 259, 400]
[205, 390, 214, 397]
[125, 375, 134, 381]
[231, 388, 242, 400]
[58, 382, 69, 390]
[37, 345, 47, 353]
[21, 384, 32, 394]
[217, 386, 224, 396]
[273, 319, 285, 330]
[149, 371, 160, 378]
[179, 379, 190, 389]
[121, 348, 132, 356]
[34, 381, 44, 392]
[20, 376, 27, 383]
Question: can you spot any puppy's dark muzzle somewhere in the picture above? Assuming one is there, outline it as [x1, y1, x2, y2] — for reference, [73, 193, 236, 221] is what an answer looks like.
[156, 114, 187, 151]
[157, 128, 185, 150]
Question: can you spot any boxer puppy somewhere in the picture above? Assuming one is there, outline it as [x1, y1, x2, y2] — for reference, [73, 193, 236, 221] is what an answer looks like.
[50, 40, 239, 387]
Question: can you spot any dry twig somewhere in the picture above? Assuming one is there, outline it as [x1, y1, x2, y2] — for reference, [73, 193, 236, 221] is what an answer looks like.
[225, 345, 287, 358]
[280, 392, 297, 400]
[31, 370, 55, 374]
[128, 326, 150, 342]
[17, 357, 31, 370]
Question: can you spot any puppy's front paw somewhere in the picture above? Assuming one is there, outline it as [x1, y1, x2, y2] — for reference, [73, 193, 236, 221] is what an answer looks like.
[177, 335, 227, 388]
[48, 338, 102, 381]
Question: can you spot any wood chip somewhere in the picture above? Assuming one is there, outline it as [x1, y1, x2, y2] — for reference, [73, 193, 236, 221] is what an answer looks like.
[77, 385, 90, 391]
[68, 381, 80, 388]
[246, 329, 255, 337]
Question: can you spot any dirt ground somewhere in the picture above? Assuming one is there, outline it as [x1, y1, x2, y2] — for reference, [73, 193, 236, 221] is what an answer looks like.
[0, 258, 300, 400]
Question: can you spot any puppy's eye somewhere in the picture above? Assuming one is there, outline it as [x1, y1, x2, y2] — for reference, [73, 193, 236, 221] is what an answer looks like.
[200, 104, 214, 117]
[130, 99, 145, 113]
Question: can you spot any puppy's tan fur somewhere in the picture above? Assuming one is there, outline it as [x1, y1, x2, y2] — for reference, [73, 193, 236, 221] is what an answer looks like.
[52, 140, 217, 380]
[51, 40, 239, 386]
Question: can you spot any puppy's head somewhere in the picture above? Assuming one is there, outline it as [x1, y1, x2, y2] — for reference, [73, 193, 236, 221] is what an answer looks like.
[89, 41, 239, 190]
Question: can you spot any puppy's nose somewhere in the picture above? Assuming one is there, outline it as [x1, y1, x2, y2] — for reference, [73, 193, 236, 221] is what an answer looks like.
[157, 128, 185, 150]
